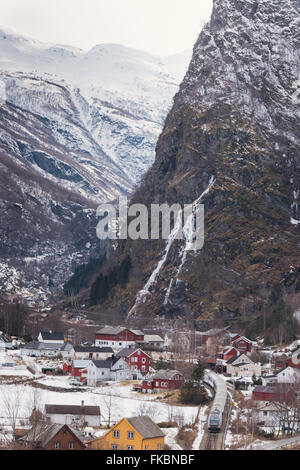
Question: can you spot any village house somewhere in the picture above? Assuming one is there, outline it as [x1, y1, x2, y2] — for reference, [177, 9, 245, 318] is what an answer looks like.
[226, 353, 261, 377]
[38, 331, 65, 344]
[19, 423, 86, 450]
[0, 354, 15, 367]
[274, 366, 300, 384]
[86, 416, 165, 450]
[137, 335, 164, 351]
[95, 327, 144, 350]
[232, 335, 253, 354]
[252, 384, 297, 403]
[219, 346, 239, 362]
[63, 359, 92, 383]
[86, 357, 136, 386]
[21, 341, 73, 358]
[45, 402, 101, 428]
[71, 345, 114, 361]
[116, 347, 150, 374]
[254, 402, 284, 430]
[133, 370, 183, 394]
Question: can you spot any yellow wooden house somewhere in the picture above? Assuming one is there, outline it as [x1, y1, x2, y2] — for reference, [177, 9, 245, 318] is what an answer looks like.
[86, 416, 165, 450]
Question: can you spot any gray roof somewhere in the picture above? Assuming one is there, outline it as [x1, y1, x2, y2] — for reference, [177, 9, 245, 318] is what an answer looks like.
[143, 335, 164, 343]
[20, 423, 85, 447]
[201, 327, 229, 336]
[21, 341, 71, 351]
[116, 347, 138, 358]
[74, 346, 113, 353]
[45, 404, 100, 416]
[152, 369, 183, 380]
[96, 326, 143, 336]
[92, 357, 116, 369]
[227, 353, 242, 364]
[126, 416, 165, 439]
[40, 331, 64, 341]
[117, 347, 150, 359]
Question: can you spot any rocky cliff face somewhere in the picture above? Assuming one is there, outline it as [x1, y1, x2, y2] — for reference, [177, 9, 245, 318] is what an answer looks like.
[95, 0, 300, 332]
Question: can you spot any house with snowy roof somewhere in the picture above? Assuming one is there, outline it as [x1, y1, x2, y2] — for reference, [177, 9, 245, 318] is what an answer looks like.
[21, 341, 73, 358]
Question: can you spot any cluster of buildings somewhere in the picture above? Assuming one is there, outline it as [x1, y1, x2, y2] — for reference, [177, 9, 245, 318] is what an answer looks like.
[15, 414, 165, 451]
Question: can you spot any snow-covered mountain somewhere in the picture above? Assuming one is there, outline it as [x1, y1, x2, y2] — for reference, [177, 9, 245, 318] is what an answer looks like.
[0, 27, 192, 298]
[0, 28, 191, 189]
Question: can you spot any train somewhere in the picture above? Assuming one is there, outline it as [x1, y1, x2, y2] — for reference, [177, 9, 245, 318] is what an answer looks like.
[204, 371, 228, 433]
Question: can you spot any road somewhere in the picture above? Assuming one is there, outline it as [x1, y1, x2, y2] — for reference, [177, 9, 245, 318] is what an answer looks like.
[245, 435, 300, 450]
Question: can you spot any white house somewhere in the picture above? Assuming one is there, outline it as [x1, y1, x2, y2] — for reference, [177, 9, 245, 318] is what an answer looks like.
[0, 354, 15, 367]
[38, 331, 64, 344]
[86, 357, 137, 386]
[45, 402, 101, 427]
[86, 358, 115, 386]
[110, 358, 133, 381]
[254, 403, 282, 429]
[21, 341, 73, 358]
[275, 366, 300, 383]
[71, 346, 114, 361]
[226, 353, 262, 377]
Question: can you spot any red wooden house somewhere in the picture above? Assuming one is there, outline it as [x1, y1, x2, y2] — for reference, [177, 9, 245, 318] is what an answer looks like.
[219, 346, 239, 362]
[19, 423, 86, 450]
[134, 370, 183, 394]
[63, 360, 91, 382]
[252, 384, 296, 403]
[95, 327, 144, 350]
[116, 347, 150, 373]
[232, 336, 253, 354]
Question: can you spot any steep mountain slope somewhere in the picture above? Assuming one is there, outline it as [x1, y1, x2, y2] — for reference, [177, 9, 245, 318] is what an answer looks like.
[91, 0, 300, 334]
[0, 30, 191, 298]
[0, 29, 191, 185]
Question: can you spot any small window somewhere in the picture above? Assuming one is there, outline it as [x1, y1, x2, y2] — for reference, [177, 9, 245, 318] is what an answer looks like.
[113, 430, 120, 438]
[157, 443, 161, 450]
[145, 445, 149, 450]
[54, 442, 60, 449]
[69, 441, 74, 449]
[127, 445, 134, 450]
[112, 444, 118, 450]
[128, 431, 134, 439]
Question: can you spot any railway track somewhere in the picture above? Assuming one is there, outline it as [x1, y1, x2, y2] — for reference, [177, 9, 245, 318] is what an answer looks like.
[205, 433, 217, 450]
[200, 390, 232, 450]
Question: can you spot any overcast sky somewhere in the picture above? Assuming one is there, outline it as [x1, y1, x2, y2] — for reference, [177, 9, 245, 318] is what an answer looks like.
[0, 0, 213, 56]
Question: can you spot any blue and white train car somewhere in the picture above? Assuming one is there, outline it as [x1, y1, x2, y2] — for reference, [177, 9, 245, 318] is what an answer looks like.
[204, 371, 227, 433]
